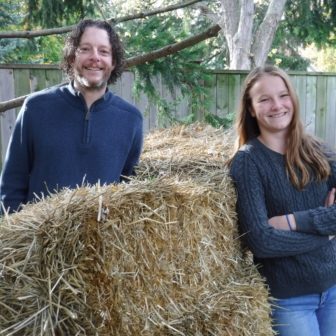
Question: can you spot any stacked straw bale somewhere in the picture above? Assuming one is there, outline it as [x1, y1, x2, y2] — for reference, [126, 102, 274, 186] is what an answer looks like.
[137, 123, 235, 181]
[0, 123, 274, 335]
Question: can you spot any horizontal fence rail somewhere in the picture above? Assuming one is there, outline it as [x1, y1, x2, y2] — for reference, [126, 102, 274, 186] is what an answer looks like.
[1, 65, 336, 167]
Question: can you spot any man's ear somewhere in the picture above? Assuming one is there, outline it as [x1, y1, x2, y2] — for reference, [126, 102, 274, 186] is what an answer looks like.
[249, 106, 255, 117]
[69, 55, 76, 67]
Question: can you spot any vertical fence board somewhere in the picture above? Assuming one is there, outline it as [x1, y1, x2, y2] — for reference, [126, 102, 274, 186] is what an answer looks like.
[46, 69, 64, 87]
[148, 76, 160, 129]
[120, 71, 134, 104]
[304, 75, 317, 135]
[176, 92, 189, 122]
[135, 93, 150, 134]
[193, 79, 205, 122]
[228, 74, 241, 115]
[30, 69, 47, 92]
[110, 78, 122, 97]
[293, 75, 307, 123]
[205, 75, 216, 116]
[13, 69, 31, 115]
[161, 79, 177, 127]
[0, 69, 16, 166]
[315, 75, 327, 140]
[216, 74, 229, 117]
[325, 77, 336, 148]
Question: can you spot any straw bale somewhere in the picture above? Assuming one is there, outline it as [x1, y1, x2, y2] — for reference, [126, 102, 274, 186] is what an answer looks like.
[136, 123, 235, 181]
[0, 123, 274, 335]
[0, 178, 272, 335]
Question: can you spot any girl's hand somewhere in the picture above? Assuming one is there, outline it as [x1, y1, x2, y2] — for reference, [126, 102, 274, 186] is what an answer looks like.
[268, 214, 296, 231]
[325, 187, 336, 207]
[268, 188, 336, 235]
[325, 188, 335, 239]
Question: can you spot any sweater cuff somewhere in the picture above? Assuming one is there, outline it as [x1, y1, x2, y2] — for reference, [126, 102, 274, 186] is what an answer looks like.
[293, 210, 315, 233]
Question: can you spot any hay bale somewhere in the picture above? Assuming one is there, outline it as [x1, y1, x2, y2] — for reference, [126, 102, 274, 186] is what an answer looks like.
[0, 123, 274, 335]
[136, 123, 235, 181]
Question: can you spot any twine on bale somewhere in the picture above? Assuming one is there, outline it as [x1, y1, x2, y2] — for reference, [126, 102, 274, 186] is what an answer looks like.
[0, 123, 275, 335]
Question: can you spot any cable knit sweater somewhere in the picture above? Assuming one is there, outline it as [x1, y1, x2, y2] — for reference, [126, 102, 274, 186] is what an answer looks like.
[230, 138, 336, 299]
[0, 83, 143, 213]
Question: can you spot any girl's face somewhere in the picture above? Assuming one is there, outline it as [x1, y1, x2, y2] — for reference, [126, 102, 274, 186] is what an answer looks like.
[249, 74, 294, 137]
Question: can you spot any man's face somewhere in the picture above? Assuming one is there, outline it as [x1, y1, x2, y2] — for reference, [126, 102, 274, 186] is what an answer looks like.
[73, 26, 115, 91]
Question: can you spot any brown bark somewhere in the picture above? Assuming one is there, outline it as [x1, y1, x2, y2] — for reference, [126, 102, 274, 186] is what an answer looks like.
[125, 24, 220, 68]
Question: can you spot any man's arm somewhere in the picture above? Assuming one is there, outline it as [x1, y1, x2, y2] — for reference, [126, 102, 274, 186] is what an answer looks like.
[0, 104, 32, 213]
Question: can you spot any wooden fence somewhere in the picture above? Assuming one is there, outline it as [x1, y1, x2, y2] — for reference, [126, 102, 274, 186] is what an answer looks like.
[1, 65, 336, 166]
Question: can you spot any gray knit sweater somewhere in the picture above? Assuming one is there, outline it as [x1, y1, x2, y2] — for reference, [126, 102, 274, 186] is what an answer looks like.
[230, 138, 336, 299]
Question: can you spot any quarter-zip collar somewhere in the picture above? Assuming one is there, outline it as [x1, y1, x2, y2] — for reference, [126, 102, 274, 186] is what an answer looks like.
[68, 81, 110, 105]
[65, 82, 111, 145]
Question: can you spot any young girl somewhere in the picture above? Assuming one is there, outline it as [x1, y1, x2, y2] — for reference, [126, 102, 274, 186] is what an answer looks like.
[229, 65, 336, 336]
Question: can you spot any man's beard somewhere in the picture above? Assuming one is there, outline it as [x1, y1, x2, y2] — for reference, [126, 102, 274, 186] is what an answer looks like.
[75, 75, 108, 91]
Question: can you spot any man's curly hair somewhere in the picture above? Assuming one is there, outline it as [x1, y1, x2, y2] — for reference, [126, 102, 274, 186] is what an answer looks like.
[60, 19, 125, 85]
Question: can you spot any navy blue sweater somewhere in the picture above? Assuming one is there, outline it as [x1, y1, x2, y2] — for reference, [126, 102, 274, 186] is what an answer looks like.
[0, 83, 143, 212]
[230, 138, 336, 299]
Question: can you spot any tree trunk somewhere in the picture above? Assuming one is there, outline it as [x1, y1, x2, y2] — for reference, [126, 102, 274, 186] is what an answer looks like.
[218, 0, 287, 70]
[251, 0, 287, 67]
[219, 0, 254, 69]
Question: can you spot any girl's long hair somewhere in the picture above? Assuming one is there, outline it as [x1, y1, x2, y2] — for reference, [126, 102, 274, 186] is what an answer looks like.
[230, 65, 331, 189]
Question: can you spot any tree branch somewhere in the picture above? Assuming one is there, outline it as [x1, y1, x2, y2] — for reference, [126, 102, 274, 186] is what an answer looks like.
[0, 24, 221, 113]
[0, 0, 202, 38]
[125, 24, 221, 68]
[93, 0, 107, 20]
[0, 96, 30, 113]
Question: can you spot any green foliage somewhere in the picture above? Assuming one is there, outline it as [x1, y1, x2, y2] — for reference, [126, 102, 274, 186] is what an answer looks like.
[0, 35, 64, 63]
[268, 52, 310, 71]
[119, 9, 214, 126]
[0, 0, 31, 63]
[0, 0, 96, 63]
[283, 0, 336, 48]
[0, 2, 19, 27]
[38, 35, 64, 63]
[252, 0, 336, 71]
[26, 0, 96, 28]
[267, 33, 311, 71]
[204, 112, 234, 129]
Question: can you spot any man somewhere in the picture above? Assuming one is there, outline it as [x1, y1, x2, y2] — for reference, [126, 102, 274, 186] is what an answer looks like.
[0, 19, 143, 213]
